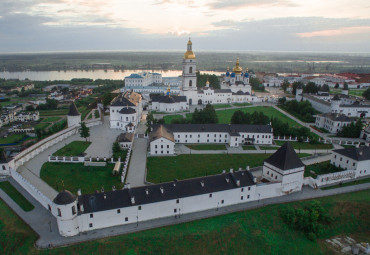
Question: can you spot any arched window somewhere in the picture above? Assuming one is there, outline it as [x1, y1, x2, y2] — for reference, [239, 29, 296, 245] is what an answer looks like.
[189, 66, 193, 73]
[189, 80, 192, 87]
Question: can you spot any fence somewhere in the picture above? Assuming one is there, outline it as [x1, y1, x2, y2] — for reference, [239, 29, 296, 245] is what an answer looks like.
[304, 169, 357, 188]
[121, 147, 132, 183]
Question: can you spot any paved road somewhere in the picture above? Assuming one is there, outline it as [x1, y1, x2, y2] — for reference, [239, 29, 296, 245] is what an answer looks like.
[125, 115, 149, 187]
[1, 176, 368, 249]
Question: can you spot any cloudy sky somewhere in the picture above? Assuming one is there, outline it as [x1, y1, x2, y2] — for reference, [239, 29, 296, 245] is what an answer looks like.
[1, 0, 370, 53]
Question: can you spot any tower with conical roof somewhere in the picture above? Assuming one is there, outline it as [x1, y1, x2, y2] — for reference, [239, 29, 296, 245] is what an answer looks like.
[67, 102, 81, 127]
[180, 38, 198, 105]
[262, 142, 305, 193]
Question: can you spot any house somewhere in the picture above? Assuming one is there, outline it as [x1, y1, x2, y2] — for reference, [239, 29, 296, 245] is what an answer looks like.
[331, 147, 370, 178]
[116, 133, 134, 149]
[315, 113, 356, 134]
[149, 124, 273, 155]
[151, 94, 188, 113]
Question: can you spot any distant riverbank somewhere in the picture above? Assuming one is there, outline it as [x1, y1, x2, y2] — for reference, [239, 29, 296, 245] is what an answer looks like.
[0, 69, 224, 81]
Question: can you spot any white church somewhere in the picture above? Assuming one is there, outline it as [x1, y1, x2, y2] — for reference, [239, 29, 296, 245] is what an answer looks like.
[152, 39, 261, 112]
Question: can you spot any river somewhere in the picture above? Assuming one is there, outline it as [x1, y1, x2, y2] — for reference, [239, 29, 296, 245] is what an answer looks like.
[0, 69, 224, 81]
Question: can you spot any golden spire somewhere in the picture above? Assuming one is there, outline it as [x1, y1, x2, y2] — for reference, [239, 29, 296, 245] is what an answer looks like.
[206, 79, 210, 87]
[246, 67, 248, 72]
[232, 57, 242, 74]
[184, 38, 196, 59]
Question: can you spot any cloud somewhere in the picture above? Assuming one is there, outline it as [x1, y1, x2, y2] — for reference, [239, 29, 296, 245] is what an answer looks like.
[208, 0, 296, 9]
[296, 26, 370, 38]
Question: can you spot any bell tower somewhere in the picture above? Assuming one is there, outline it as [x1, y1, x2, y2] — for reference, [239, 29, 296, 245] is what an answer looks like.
[181, 38, 197, 92]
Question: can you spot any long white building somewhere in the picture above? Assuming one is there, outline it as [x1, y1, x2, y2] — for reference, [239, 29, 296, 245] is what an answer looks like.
[149, 124, 273, 155]
[125, 72, 162, 87]
[331, 147, 370, 178]
[314, 113, 357, 134]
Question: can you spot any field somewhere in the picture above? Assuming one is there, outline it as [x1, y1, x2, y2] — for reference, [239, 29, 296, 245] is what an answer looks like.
[52, 141, 91, 156]
[213, 104, 232, 109]
[304, 161, 343, 178]
[34, 122, 50, 130]
[0, 189, 369, 254]
[186, 144, 227, 150]
[39, 109, 69, 116]
[146, 153, 310, 183]
[40, 162, 123, 194]
[164, 106, 302, 128]
[0, 181, 34, 211]
[0, 133, 26, 144]
[275, 141, 333, 150]
[330, 89, 366, 97]
[163, 114, 190, 124]
[41, 116, 62, 123]
[232, 103, 252, 107]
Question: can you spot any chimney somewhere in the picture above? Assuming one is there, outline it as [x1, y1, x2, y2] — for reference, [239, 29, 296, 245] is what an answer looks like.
[160, 186, 164, 194]
[145, 188, 149, 195]
[77, 189, 82, 196]
[103, 194, 107, 199]
[131, 196, 135, 204]
[225, 177, 229, 183]
[200, 181, 204, 187]
[230, 168, 233, 173]
[236, 180, 240, 186]
[253, 177, 257, 183]
[222, 170, 226, 174]
[80, 204, 84, 212]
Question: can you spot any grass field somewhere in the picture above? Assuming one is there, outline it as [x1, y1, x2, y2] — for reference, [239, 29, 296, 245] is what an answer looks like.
[0, 133, 26, 144]
[0, 189, 369, 254]
[163, 114, 190, 124]
[164, 106, 301, 128]
[322, 177, 370, 190]
[52, 141, 91, 156]
[213, 104, 232, 109]
[0, 181, 34, 211]
[275, 141, 333, 150]
[304, 161, 343, 178]
[186, 144, 227, 150]
[259, 146, 280, 150]
[232, 102, 252, 107]
[242, 145, 256, 150]
[40, 162, 123, 194]
[41, 116, 62, 123]
[147, 153, 310, 183]
[34, 122, 50, 130]
[39, 109, 69, 116]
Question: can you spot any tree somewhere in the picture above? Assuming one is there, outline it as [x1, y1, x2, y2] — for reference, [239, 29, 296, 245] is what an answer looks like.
[112, 142, 121, 153]
[196, 72, 220, 89]
[278, 97, 286, 105]
[79, 122, 90, 142]
[303, 82, 319, 94]
[281, 80, 290, 92]
[250, 77, 265, 92]
[362, 87, 370, 100]
[191, 104, 218, 124]
[25, 105, 34, 111]
[343, 82, 348, 90]
[231, 110, 248, 124]
[337, 119, 363, 138]
[102, 92, 115, 106]
[334, 83, 339, 89]
[320, 84, 329, 92]
[292, 81, 303, 95]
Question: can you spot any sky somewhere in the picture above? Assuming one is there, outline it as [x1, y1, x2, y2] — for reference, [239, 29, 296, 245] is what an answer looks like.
[1, 0, 370, 53]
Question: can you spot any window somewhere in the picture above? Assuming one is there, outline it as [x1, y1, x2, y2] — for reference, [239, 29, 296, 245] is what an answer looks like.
[2, 165, 5, 170]
[221, 200, 224, 204]
[189, 80, 192, 87]
[241, 188, 244, 192]
[155, 145, 157, 148]
[90, 214, 93, 218]
[267, 171, 269, 175]
[72, 206, 76, 215]
[161, 145, 163, 149]
[248, 187, 251, 191]
[346, 160, 349, 163]
[176, 199, 179, 204]
[89, 223, 93, 228]
[167, 151, 169, 154]
[209, 194, 212, 198]
[138, 206, 142, 210]
[125, 217, 128, 222]
[198, 134, 200, 138]
[48, 204, 51, 211]
[189, 66, 193, 73]
[214, 134, 216, 137]
[167, 145, 169, 148]
[117, 209, 121, 214]
[247, 195, 250, 199]
[353, 163, 355, 166]
[174, 209, 177, 213]
[207, 134, 209, 137]
[275, 176, 277, 179]
[57, 208, 61, 217]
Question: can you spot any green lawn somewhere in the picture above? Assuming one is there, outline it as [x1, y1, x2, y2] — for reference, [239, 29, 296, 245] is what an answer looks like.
[53, 141, 91, 156]
[0, 134, 26, 144]
[232, 102, 252, 107]
[213, 104, 232, 109]
[349, 89, 365, 97]
[163, 114, 190, 124]
[147, 153, 310, 183]
[186, 144, 227, 150]
[41, 116, 62, 123]
[164, 106, 301, 127]
[321, 177, 370, 190]
[34, 122, 50, 130]
[39, 109, 69, 116]
[275, 141, 333, 150]
[0, 181, 34, 211]
[40, 162, 123, 195]
[0, 190, 369, 254]
[259, 146, 280, 150]
[304, 161, 343, 178]
[242, 145, 256, 150]
[113, 149, 128, 160]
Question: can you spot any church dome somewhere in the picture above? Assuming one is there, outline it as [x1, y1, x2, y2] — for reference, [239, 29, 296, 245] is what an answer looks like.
[230, 72, 236, 78]
[184, 39, 196, 59]
[244, 72, 249, 78]
[232, 57, 243, 74]
[226, 71, 230, 77]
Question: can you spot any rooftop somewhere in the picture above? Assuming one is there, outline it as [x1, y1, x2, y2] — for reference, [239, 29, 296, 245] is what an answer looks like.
[333, 147, 370, 161]
[264, 142, 305, 170]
